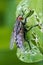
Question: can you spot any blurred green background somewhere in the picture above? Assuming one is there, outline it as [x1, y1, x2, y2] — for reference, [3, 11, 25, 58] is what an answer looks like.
[0, 0, 43, 65]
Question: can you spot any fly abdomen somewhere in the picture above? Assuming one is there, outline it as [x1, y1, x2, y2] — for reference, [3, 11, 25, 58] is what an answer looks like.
[16, 31, 24, 51]
[16, 29, 24, 47]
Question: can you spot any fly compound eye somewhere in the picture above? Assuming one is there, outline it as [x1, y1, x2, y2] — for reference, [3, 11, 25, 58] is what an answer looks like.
[17, 16, 23, 21]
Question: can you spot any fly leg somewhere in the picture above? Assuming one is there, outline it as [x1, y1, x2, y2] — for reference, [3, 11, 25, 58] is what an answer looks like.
[22, 10, 34, 25]
[25, 38, 31, 50]
[25, 24, 39, 32]
[25, 39, 31, 50]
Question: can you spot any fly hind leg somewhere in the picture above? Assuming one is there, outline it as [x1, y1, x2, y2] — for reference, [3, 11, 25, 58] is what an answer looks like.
[25, 38, 31, 50]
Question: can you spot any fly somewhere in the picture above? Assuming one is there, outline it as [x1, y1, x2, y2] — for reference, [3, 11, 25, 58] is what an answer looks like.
[10, 10, 42, 51]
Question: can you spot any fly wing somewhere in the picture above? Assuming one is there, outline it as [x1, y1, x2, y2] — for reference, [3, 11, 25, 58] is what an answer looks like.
[10, 20, 20, 50]
[10, 30, 16, 50]
[10, 20, 18, 50]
